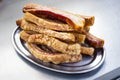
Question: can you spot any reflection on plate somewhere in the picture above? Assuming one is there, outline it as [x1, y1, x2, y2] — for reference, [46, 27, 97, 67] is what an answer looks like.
[12, 27, 105, 74]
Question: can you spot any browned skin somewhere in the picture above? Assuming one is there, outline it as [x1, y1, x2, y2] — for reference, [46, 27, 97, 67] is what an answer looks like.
[20, 30, 30, 41]
[81, 47, 94, 56]
[17, 19, 75, 42]
[16, 18, 86, 43]
[23, 3, 95, 28]
[28, 34, 81, 55]
[20, 31, 82, 64]
[23, 3, 85, 30]
[20, 31, 94, 56]
[17, 12, 94, 33]
[27, 43, 82, 64]
[23, 3, 95, 32]
[86, 33, 104, 48]
[17, 14, 104, 48]
[23, 12, 74, 31]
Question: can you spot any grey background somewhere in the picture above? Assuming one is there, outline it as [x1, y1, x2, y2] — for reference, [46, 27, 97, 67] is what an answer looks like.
[0, 0, 120, 80]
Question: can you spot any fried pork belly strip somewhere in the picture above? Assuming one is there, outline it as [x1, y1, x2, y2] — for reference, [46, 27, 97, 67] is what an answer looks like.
[23, 3, 85, 29]
[23, 3, 94, 29]
[24, 12, 74, 31]
[20, 31, 94, 56]
[17, 19, 75, 42]
[23, 12, 94, 33]
[17, 19, 86, 43]
[81, 47, 94, 56]
[31, 13, 94, 31]
[27, 43, 82, 64]
[86, 33, 104, 48]
[28, 34, 81, 55]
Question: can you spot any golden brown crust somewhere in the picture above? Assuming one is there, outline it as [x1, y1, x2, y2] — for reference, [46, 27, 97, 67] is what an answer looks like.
[74, 33, 86, 43]
[18, 19, 87, 43]
[20, 31, 81, 55]
[23, 3, 95, 29]
[81, 47, 94, 56]
[20, 31, 95, 56]
[23, 3, 85, 29]
[20, 30, 30, 41]
[28, 34, 81, 54]
[27, 43, 82, 64]
[24, 12, 74, 31]
[18, 18, 75, 42]
[23, 12, 94, 33]
[86, 33, 104, 48]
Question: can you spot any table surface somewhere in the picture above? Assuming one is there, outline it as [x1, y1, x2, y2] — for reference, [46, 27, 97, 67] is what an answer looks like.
[0, 0, 120, 80]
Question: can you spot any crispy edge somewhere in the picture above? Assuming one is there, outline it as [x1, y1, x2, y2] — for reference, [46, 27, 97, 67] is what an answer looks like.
[18, 18, 76, 42]
[28, 34, 81, 55]
[27, 43, 82, 64]
[23, 3, 85, 30]
[81, 47, 94, 56]
[86, 33, 104, 48]
[17, 19, 86, 43]
[20, 30, 30, 41]
[24, 12, 74, 31]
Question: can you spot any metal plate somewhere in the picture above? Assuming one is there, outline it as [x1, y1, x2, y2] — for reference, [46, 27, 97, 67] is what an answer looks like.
[12, 27, 105, 74]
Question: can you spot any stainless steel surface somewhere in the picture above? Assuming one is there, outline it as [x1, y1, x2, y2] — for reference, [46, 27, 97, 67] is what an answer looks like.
[0, 0, 120, 80]
[95, 67, 120, 80]
[12, 27, 105, 74]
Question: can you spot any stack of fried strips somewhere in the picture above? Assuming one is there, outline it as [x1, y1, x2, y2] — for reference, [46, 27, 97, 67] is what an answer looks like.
[16, 3, 104, 64]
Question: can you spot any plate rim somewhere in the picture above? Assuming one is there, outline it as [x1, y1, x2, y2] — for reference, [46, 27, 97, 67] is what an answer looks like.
[12, 27, 106, 74]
